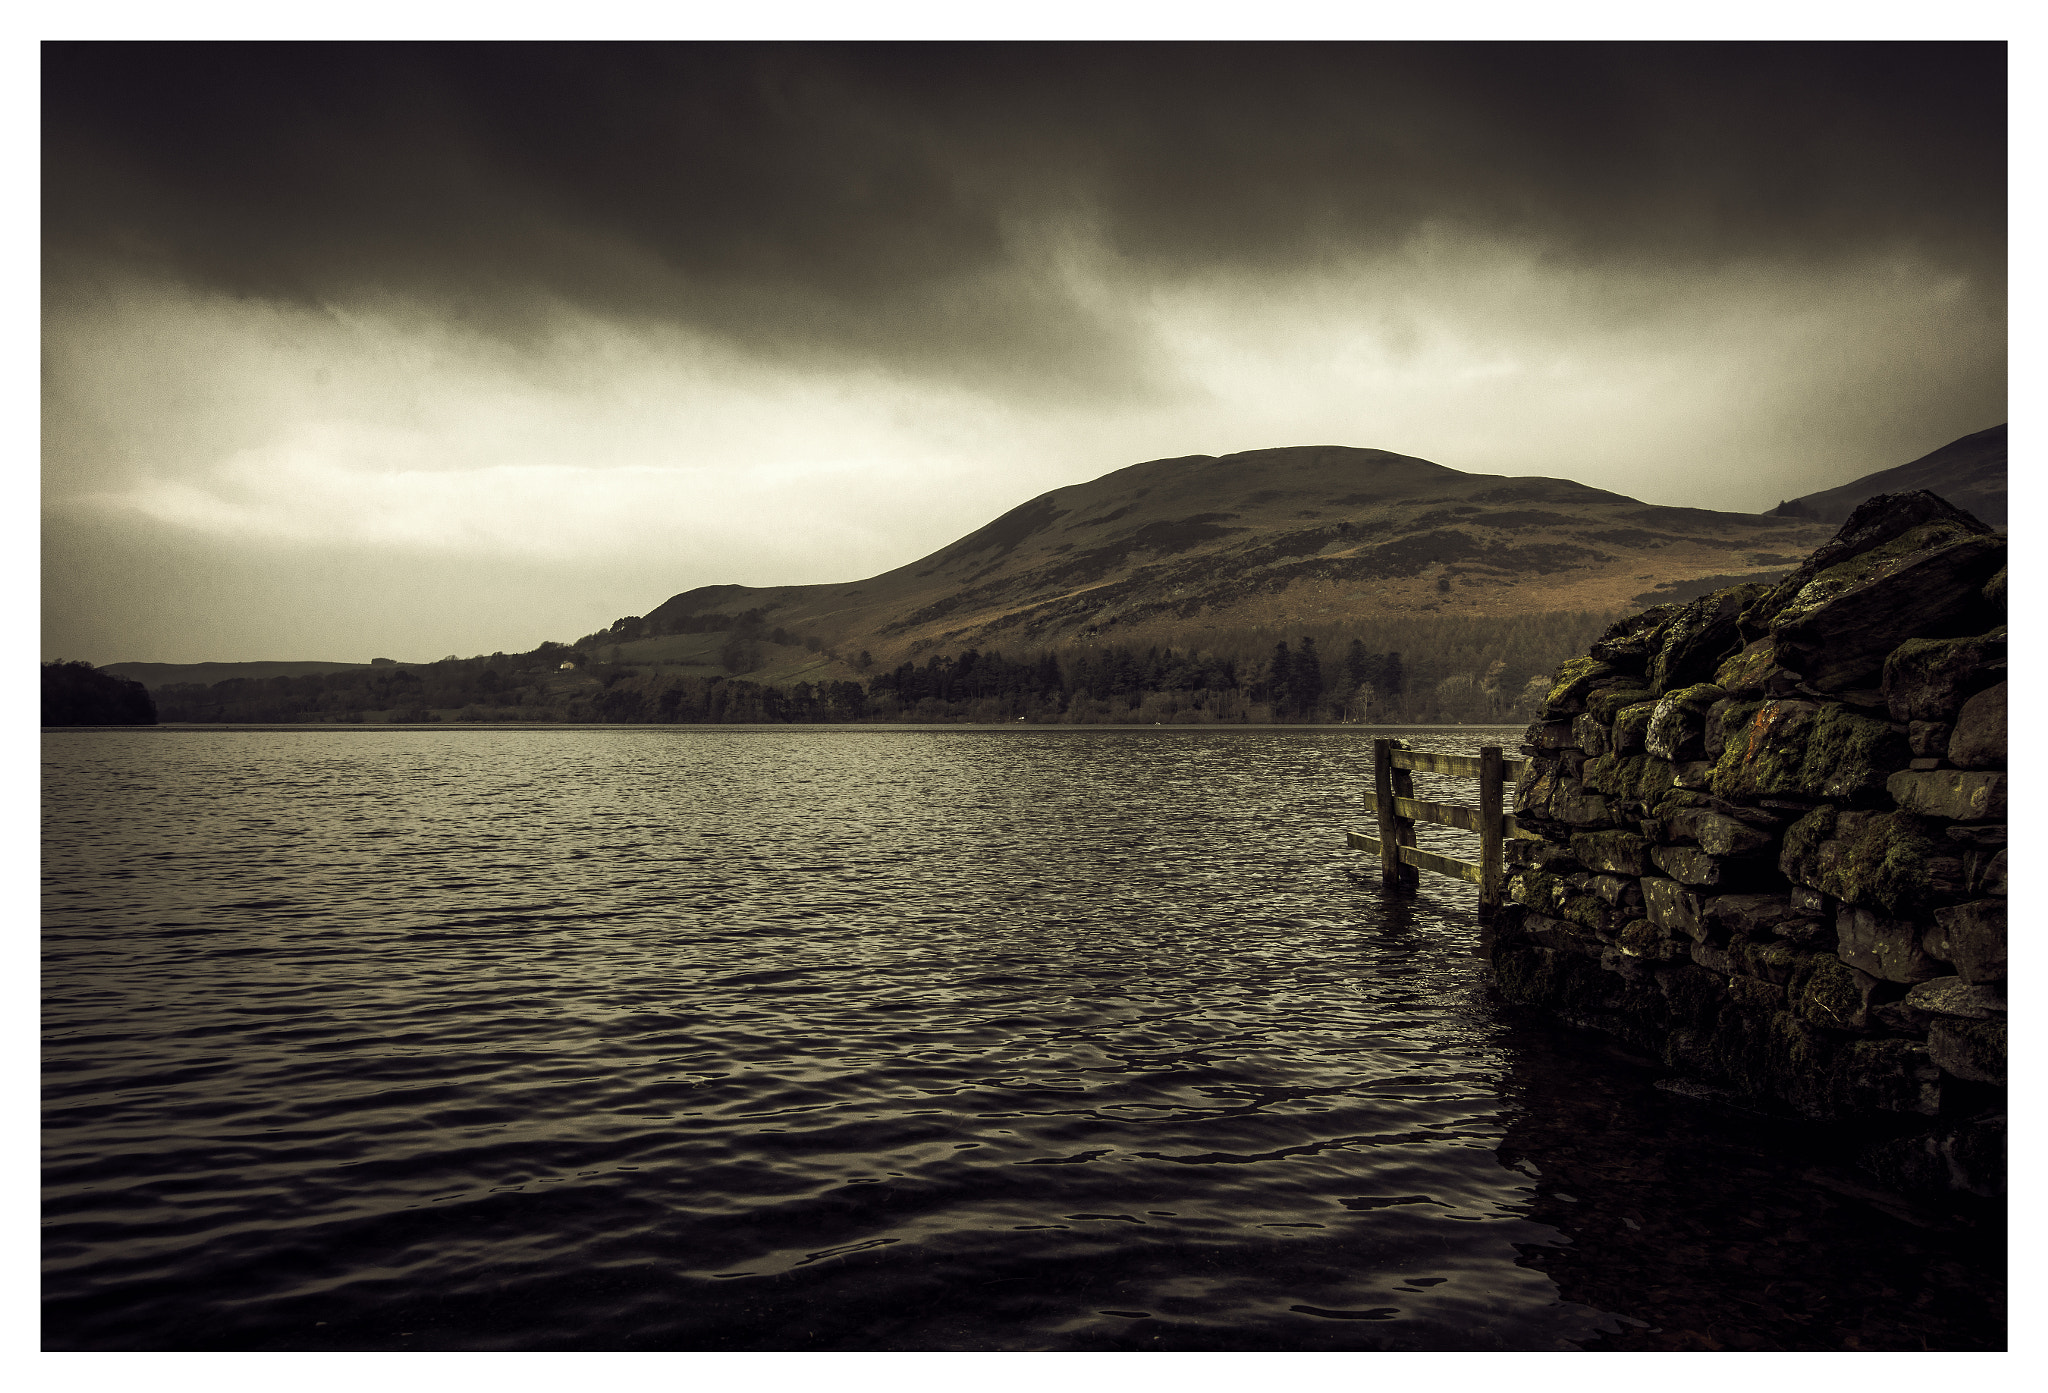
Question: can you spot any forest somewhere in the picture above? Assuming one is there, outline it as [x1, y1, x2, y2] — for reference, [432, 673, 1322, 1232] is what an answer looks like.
[150, 610, 1615, 726]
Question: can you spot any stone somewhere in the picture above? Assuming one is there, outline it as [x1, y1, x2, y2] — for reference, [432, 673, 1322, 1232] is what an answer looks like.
[1789, 885, 1828, 914]
[1881, 628, 2005, 724]
[1828, 1037, 1940, 1117]
[1586, 686, 1655, 724]
[1651, 844, 1768, 889]
[1868, 998, 1937, 1036]
[1777, 917, 1836, 951]
[1610, 702, 1656, 756]
[1552, 782, 1613, 827]
[1727, 974, 1784, 1014]
[1908, 758, 1942, 771]
[1650, 586, 1764, 694]
[1925, 899, 2005, 982]
[1973, 848, 2006, 898]
[1672, 760, 1713, 790]
[1713, 640, 1782, 696]
[1907, 721, 1952, 758]
[1735, 937, 1803, 985]
[1590, 874, 1645, 913]
[1590, 605, 1681, 673]
[1570, 713, 1610, 758]
[1569, 830, 1650, 877]
[1704, 893, 1799, 937]
[1645, 683, 1725, 762]
[1835, 906, 1945, 984]
[1709, 700, 1907, 804]
[1616, 917, 1687, 961]
[1886, 769, 2005, 822]
[1540, 657, 1624, 718]
[1526, 720, 1577, 751]
[1927, 1019, 2005, 1085]
[1641, 876, 1704, 939]
[1903, 976, 2006, 1020]
[1743, 490, 1996, 634]
[1945, 682, 2004, 769]
[1795, 955, 1886, 1029]
[1689, 939, 1734, 973]
[1860, 1112, 2003, 1199]
[1779, 806, 1948, 918]
[1694, 811, 1775, 857]
[1770, 523, 2006, 690]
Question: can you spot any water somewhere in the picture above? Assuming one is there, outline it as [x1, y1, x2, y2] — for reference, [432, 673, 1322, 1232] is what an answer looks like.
[41, 726, 2004, 1350]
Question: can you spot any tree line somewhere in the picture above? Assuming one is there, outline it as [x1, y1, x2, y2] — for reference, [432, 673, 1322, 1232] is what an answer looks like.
[150, 611, 1614, 725]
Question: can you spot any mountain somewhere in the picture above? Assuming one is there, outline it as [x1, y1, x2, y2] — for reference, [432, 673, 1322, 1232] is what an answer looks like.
[1767, 424, 2005, 528]
[589, 445, 1837, 672]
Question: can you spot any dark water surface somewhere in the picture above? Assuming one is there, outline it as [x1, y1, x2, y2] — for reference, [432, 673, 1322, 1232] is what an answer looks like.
[42, 726, 2003, 1350]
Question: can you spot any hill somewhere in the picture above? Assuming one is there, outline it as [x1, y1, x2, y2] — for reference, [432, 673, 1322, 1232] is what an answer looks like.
[586, 445, 1836, 671]
[101, 659, 372, 688]
[1766, 424, 2005, 528]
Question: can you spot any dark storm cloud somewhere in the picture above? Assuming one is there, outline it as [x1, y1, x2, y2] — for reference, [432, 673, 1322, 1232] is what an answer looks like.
[43, 41, 2006, 385]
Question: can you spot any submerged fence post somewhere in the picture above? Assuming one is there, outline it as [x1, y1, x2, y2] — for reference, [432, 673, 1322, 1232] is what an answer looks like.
[1479, 744, 1504, 918]
[1372, 737, 1418, 890]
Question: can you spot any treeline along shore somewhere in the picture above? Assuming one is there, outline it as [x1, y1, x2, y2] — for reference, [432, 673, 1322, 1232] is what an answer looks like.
[146, 611, 1615, 726]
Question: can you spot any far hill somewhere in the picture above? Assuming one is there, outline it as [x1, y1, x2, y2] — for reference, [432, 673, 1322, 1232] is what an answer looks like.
[103, 660, 372, 691]
[1767, 424, 2005, 528]
[587, 444, 1837, 671]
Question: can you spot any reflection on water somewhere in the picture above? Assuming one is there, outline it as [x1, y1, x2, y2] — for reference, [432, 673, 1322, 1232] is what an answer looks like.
[41, 727, 2003, 1350]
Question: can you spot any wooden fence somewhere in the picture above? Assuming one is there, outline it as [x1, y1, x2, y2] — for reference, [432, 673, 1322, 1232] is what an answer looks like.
[1347, 737, 1529, 914]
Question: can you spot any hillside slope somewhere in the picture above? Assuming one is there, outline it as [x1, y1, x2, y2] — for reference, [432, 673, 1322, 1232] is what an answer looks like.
[593, 445, 1835, 668]
[1767, 424, 2005, 527]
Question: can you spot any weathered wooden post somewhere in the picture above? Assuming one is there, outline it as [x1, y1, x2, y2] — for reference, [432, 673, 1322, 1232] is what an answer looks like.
[1372, 737, 1418, 889]
[1478, 744, 1504, 918]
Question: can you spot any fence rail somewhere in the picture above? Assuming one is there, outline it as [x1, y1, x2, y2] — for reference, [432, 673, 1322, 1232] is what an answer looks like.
[1350, 737, 1520, 912]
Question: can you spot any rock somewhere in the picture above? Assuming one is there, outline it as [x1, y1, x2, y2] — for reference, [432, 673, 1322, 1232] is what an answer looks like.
[1617, 917, 1687, 961]
[1552, 782, 1614, 827]
[1650, 844, 1768, 889]
[1539, 657, 1624, 718]
[1882, 627, 2004, 723]
[1571, 713, 1610, 758]
[1980, 564, 2006, 622]
[1689, 939, 1734, 973]
[1835, 906, 1945, 983]
[1790, 885, 1827, 914]
[1569, 830, 1650, 877]
[1925, 899, 2005, 982]
[1641, 876, 1704, 939]
[1713, 640, 1783, 696]
[1704, 893, 1799, 937]
[1973, 848, 2006, 897]
[1610, 702, 1656, 756]
[1797, 954, 1887, 1029]
[1777, 917, 1836, 951]
[1645, 683, 1724, 762]
[1590, 606, 1682, 671]
[1860, 1111, 2003, 1199]
[1526, 720, 1577, 751]
[1735, 937, 1803, 985]
[1769, 521, 2006, 690]
[1907, 721, 1952, 757]
[1867, 998, 1936, 1036]
[1742, 489, 1997, 639]
[1688, 810, 1776, 856]
[1778, 806, 1948, 918]
[1886, 769, 2005, 822]
[1828, 1037, 1941, 1117]
[1927, 1019, 2005, 1085]
[1650, 587, 1763, 694]
[1945, 681, 2004, 768]
[1709, 700, 1907, 804]
[1727, 974, 1784, 1014]
[1903, 975, 2006, 1020]
[1672, 760, 1713, 790]
[1586, 686, 1655, 724]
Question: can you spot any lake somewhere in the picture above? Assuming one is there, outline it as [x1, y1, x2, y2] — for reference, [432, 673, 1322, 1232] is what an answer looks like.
[41, 726, 2004, 1350]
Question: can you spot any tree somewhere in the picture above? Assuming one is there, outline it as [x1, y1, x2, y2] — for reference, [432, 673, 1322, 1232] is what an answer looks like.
[1294, 636, 1325, 717]
[41, 661, 156, 726]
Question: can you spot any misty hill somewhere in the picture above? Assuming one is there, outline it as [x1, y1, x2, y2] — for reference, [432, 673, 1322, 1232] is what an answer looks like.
[589, 445, 1836, 670]
[1767, 424, 2005, 528]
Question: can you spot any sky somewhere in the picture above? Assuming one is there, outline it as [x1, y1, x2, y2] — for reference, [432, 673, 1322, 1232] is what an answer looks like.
[40, 40, 2008, 665]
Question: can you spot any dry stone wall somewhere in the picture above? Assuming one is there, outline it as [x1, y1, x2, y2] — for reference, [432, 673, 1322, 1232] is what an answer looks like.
[1489, 491, 2006, 1198]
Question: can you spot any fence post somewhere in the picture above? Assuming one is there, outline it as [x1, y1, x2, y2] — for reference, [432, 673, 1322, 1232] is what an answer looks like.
[1479, 744, 1504, 917]
[1373, 737, 1418, 890]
